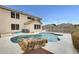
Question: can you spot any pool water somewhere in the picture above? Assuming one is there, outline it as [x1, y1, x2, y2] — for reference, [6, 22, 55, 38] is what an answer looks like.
[15, 32, 22, 34]
[24, 33, 59, 42]
[11, 32, 60, 43]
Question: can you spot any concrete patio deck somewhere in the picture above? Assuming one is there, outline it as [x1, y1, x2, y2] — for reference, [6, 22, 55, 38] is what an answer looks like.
[43, 33, 79, 54]
[0, 32, 78, 54]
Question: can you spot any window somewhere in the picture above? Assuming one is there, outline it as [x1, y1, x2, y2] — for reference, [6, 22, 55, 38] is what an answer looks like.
[34, 24, 41, 29]
[27, 17, 35, 20]
[32, 18, 35, 20]
[16, 24, 19, 30]
[37, 25, 39, 29]
[11, 24, 15, 30]
[38, 25, 41, 29]
[16, 13, 20, 19]
[11, 24, 19, 30]
[11, 12, 20, 19]
[34, 24, 37, 29]
[11, 12, 15, 18]
[27, 17, 31, 19]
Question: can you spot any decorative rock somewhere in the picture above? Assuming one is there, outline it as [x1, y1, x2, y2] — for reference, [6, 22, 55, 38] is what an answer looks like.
[18, 38, 48, 53]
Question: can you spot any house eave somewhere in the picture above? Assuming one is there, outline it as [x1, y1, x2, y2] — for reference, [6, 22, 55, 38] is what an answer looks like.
[0, 5, 42, 20]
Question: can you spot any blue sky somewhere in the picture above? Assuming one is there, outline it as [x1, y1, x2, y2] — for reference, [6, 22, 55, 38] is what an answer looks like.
[5, 5, 79, 25]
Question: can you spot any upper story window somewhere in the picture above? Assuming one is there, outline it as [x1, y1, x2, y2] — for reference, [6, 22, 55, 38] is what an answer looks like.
[32, 18, 35, 20]
[27, 16, 35, 20]
[16, 13, 20, 19]
[11, 12, 15, 18]
[27, 17, 31, 19]
[11, 11, 20, 19]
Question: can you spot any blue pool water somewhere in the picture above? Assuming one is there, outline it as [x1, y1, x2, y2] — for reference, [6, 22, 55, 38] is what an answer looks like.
[15, 32, 22, 34]
[11, 32, 60, 43]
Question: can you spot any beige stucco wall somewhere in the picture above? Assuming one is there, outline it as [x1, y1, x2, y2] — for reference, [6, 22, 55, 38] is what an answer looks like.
[0, 8, 10, 33]
[9, 13, 31, 33]
[0, 8, 31, 33]
[0, 8, 42, 33]
[24, 20, 42, 33]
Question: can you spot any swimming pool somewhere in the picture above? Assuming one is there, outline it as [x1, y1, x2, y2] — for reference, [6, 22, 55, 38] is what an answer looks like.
[11, 32, 60, 43]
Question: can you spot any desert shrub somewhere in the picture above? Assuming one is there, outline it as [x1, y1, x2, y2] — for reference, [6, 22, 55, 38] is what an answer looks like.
[72, 31, 79, 50]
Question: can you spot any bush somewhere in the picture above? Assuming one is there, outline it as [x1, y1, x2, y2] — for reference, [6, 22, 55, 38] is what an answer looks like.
[72, 31, 79, 50]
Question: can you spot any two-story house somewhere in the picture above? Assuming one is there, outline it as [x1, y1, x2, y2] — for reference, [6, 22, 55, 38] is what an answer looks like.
[0, 6, 42, 34]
